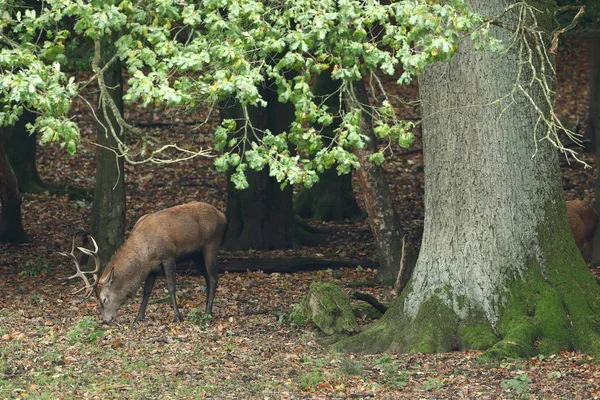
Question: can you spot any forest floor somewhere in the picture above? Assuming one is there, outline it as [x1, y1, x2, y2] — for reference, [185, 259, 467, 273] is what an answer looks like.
[1, 35, 600, 399]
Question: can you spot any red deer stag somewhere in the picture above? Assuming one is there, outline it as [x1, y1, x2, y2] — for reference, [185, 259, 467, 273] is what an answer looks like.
[62, 202, 226, 323]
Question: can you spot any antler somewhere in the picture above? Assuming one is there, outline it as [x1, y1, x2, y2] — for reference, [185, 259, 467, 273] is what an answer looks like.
[60, 236, 101, 298]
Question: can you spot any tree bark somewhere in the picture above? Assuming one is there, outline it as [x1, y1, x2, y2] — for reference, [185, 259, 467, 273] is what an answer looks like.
[294, 71, 362, 222]
[224, 165, 297, 250]
[222, 88, 319, 250]
[343, 80, 404, 285]
[90, 58, 126, 266]
[335, 0, 600, 358]
[5, 109, 46, 194]
[0, 130, 28, 243]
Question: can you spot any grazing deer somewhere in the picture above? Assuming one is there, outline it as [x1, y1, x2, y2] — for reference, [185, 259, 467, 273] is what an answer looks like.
[62, 202, 226, 323]
[567, 199, 598, 264]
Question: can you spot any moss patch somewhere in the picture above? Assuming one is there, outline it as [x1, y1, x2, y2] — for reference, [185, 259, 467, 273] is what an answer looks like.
[291, 283, 360, 335]
[458, 318, 500, 350]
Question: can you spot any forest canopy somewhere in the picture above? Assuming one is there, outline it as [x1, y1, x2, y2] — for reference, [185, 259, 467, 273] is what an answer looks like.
[1, 0, 493, 188]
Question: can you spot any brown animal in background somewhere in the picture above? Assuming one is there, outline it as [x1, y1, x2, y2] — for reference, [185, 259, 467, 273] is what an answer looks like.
[63, 202, 226, 323]
[567, 200, 598, 264]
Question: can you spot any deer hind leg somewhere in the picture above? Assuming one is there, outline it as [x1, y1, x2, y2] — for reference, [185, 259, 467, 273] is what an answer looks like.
[201, 243, 219, 315]
[192, 250, 209, 295]
[162, 260, 182, 322]
[136, 271, 157, 322]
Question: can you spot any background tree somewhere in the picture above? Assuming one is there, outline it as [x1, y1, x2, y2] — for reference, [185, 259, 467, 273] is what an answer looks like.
[3, 0, 47, 195]
[336, 0, 600, 358]
[344, 80, 404, 285]
[222, 90, 317, 250]
[0, 128, 28, 243]
[4, 109, 46, 194]
[294, 71, 362, 222]
[90, 43, 126, 266]
[0, 0, 79, 243]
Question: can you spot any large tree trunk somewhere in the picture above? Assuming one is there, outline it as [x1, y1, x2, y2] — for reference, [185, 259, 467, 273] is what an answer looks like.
[294, 71, 362, 222]
[336, 0, 600, 358]
[223, 87, 319, 250]
[343, 80, 404, 285]
[0, 130, 28, 243]
[295, 167, 361, 222]
[224, 166, 297, 250]
[90, 58, 126, 266]
[5, 109, 46, 194]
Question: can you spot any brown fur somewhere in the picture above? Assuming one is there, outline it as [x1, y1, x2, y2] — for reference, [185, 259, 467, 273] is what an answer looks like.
[567, 200, 598, 264]
[96, 201, 226, 323]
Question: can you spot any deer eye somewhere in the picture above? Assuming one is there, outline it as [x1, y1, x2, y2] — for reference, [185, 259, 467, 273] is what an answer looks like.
[102, 297, 108, 304]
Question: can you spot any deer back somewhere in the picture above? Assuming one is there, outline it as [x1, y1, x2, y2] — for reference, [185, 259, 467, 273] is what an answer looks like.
[99, 201, 226, 287]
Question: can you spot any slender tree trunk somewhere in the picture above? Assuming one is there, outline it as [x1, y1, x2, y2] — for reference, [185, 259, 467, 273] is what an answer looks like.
[343, 80, 404, 285]
[5, 109, 46, 194]
[0, 130, 28, 243]
[336, 0, 600, 358]
[295, 71, 362, 222]
[90, 58, 126, 266]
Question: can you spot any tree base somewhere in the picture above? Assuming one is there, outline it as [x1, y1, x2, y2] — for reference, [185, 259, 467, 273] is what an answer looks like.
[333, 251, 600, 359]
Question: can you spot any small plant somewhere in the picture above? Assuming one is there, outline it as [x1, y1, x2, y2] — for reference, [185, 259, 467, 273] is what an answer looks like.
[67, 317, 104, 345]
[340, 358, 363, 376]
[422, 377, 444, 391]
[374, 354, 408, 388]
[187, 308, 211, 329]
[18, 258, 51, 277]
[502, 371, 531, 397]
[30, 294, 43, 304]
[548, 370, 563, 380]
[297, 369, 325, 391]
[389, 373, 409, 388]
[41, 349, 63, 364]
[375, 354, 397, 374]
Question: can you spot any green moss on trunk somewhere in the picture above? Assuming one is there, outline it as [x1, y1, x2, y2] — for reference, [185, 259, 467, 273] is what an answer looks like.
[334, 199, 600, 359]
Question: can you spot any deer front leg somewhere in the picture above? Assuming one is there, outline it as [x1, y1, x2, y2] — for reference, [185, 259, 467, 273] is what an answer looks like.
[136, 272, 157, 322]
[162, 260, 182, 322]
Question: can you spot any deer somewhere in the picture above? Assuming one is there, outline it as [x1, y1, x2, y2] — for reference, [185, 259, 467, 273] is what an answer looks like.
[567, 199, 598, 264]
[62, 201, 226, 324]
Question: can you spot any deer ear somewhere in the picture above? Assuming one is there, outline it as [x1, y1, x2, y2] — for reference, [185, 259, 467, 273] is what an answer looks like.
[107, 268, 115, 286]
[100, 268, 115, 287]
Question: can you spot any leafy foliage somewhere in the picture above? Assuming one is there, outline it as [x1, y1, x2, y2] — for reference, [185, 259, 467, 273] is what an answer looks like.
[0, 0, 79, 153]
[1, 0, 484, 187]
